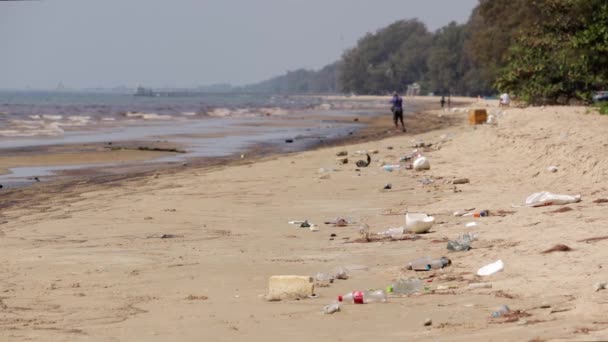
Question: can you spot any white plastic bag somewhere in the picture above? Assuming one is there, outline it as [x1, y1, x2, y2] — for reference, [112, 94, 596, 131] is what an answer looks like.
[413, 157, 430, 171]
[525, 191, 581, 207]
[405, 213, 435, 234]
[477, 260, 504, 276]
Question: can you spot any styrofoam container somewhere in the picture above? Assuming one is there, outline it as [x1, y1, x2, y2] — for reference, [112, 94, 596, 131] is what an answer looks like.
[405, 213, 435, 234]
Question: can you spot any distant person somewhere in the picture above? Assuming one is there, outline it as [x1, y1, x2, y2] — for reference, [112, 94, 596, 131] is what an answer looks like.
[390, 92, 406, 132]
[440, 96, 446, 108]
[499, 93, 511, 107]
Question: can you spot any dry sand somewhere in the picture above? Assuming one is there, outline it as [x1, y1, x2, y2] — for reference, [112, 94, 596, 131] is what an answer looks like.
[1, 100, 608, 341]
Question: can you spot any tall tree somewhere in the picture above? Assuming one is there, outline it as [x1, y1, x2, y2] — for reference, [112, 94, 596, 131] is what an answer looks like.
[496, 0, 608, 104]
[427, 22, 472, 96]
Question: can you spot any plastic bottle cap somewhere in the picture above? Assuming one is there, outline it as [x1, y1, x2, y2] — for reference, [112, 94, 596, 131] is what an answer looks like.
[387, 286, 393, 293]
[337, 296, 343, 302]
[425, 264, 431, 271]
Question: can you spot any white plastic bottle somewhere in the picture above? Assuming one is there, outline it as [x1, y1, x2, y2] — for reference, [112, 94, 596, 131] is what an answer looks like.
[338, 289, 387, 304]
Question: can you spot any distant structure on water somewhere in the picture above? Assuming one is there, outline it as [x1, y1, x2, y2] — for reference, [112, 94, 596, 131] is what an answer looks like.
[134, 86, 156, 97]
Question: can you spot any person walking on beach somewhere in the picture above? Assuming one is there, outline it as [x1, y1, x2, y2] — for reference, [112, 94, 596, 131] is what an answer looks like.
[390, 92, 406, 132]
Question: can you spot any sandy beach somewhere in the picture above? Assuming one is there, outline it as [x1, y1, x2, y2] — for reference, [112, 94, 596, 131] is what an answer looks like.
[1, 97, 608, 341]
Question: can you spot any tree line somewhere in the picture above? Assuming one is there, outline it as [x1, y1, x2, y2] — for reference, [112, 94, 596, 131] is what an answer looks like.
[244, 0, 608, 104]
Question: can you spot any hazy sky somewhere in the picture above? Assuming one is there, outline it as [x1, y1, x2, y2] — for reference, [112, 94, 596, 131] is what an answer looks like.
[0, 0, 478, 89]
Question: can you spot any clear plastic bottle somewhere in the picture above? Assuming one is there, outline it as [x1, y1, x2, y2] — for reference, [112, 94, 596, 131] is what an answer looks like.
[388, 278, 422, 294]
[338, 289, 387, 304]
[447, 232, 478, 252]
[408, 256, 451, 271]
[491, 304, 510, 318]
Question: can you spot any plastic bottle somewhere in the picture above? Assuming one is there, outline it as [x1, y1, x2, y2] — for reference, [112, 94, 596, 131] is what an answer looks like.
[338, 289, 387, 304]
[383, 165, 401, 172]
[472, 210, 489, 218]
[323, 302, 341, 314]
[447, 232, 478, 251]
[491, 304, 510, 318]
[408, 256, 451, 271]
[387, 278, 422, 295]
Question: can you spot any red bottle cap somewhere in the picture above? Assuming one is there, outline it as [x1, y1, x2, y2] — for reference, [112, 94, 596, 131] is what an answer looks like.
[338, 296, 343, 302]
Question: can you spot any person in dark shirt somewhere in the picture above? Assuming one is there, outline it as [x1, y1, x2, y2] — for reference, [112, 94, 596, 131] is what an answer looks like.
[390, 92, 406, 132]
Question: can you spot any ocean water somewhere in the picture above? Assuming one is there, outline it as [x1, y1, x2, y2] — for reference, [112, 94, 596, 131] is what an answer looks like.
[0, 91, 387, 185]
[0, 91, 321, 138]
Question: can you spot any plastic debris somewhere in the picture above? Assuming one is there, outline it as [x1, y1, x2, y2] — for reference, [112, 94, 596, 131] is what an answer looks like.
[413, 157, 430, 171]
[477, 260, 504, 276]
[447, 232, 478, 251]
[525, 191, 581, 207]
[405, 213, 435, 234]
[323, 302, 341, 314]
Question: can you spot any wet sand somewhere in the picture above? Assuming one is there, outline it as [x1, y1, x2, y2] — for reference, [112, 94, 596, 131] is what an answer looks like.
[4, 97, 607, 341]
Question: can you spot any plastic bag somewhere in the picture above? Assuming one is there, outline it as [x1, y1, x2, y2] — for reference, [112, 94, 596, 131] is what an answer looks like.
[413, 157, 430, 171]
[525, 191, 581, 207]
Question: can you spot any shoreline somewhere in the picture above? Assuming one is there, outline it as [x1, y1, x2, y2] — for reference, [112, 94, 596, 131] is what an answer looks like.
[0, 97, 455, 194]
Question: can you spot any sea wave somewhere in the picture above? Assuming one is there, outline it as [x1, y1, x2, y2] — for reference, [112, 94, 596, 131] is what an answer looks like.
[123, 112, 173, 120]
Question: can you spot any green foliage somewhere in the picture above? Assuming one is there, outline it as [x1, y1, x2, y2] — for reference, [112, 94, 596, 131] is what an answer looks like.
[496, 0, 608, 104]
[339, 20, 432, 94]
[244, 0, 608, 99]
[595, 102, 608, 115]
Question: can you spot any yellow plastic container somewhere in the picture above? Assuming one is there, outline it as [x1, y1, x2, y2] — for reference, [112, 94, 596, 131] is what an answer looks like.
[468, 109, 487, 125]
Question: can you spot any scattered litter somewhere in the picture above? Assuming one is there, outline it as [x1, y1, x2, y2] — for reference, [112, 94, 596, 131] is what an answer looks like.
[463, 210, 489, 218]
[419, 178, 434, 185]
[465, 222, 478, 228]
[355, 154, 371, 168]
[383, 183, 392, 190]
[325, 218, 349, 227]
[447, 232, 478, 251]
[547, 166, 558, 173]
[376, 227, 405, 238]
[453, 210, 473, 217]
[477, 260, 504, 276]
[288, 220, 316, 229]
[387, 278, 422, 294]
[407, 256, 451, 271]
[594, 282, 607, 292]
[323, 302, 341, 314]
[383, 164, 401, 172]
[524, 191, 581, 207]
[288, 220, 307, 225]
[413, 157, 430, 171]
[405, 212, 435, 234]
[491, 305, 510, 318]
[338, 289, 387, 304]
[541, 244, 572, 254]
[452, 178, 470, 185]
